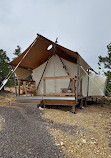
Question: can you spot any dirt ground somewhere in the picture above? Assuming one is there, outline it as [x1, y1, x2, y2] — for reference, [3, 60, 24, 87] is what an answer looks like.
[0, 89, 111, 158]
[42, 101, 111, 158]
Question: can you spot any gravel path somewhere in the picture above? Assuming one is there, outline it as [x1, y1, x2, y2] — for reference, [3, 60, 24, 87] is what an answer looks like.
[0, 106, 64, 158]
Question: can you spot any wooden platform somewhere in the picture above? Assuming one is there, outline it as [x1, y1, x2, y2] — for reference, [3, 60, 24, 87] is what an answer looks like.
[15, 96, 77, 113]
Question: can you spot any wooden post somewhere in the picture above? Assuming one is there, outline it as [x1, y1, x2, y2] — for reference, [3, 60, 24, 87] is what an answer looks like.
[43, 78, 46, 96]
[84, 97, 87, 107]
[87, 69, 89, 97]
[23, 81, 27, 96]
[18, 80, 21, 96]
[72, 78, 75, 95]
[72, 105, 76, 114]
[80, 99, 84, 109]
[80, 78, 82, 96]
[76, 56, 80, 103]
[101, 97, 104, 107]
[12, 65, 17, 96]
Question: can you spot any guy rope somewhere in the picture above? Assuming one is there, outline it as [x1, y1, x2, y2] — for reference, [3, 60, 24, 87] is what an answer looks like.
[0, 37, 37, 91]
[80, 65, 111, 104]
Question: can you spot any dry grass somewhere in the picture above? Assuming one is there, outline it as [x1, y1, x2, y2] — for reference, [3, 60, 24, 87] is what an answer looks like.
[43, 105, 111, 158]
[0, 89, 16, 108]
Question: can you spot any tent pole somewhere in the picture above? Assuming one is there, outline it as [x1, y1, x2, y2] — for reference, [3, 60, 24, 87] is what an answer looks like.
[12, 65, 17, 96]
[18, 80, 21, 96]
[76, 56, 80, 103]
[87, 69, 89, 97]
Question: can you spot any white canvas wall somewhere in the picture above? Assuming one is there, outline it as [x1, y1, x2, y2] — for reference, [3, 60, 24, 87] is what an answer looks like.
[33, 54, 107, 96]
[33, 55, 77, 95]
[82, 73, 107, 97]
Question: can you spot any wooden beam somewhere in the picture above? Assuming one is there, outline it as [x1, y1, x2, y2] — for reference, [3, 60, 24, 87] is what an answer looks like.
[18, 80, 20, 96]
[43, 76, 75, 80]
[87, 69, 89, 97]
[76, 56, 80, 103]
[45, 93, 75, 96]
[42, 99, 76, 106]
[43, 78, 46, 96]
[72, 78, 75, 94]
[20, 79, 35, 82]
[80, 78, 83, 96]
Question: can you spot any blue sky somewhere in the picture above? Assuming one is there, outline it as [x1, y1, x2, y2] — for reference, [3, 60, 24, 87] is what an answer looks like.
[0, 0, 111, 72]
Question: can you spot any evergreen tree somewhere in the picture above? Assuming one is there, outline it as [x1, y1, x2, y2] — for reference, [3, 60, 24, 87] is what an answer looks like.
[13, 45, 21, 59]
[98, 43, 111, 96]
[0, 49, 14, 90]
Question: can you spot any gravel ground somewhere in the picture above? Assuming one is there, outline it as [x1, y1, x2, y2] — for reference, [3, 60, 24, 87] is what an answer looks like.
[0, 106, 64, 158]
[43, 105, 111, 158]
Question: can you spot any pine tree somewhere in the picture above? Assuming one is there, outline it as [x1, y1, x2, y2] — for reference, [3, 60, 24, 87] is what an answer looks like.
[0, 49, 14, 90]
[98, 43, 111, 95]
[13, 45, 21, 59]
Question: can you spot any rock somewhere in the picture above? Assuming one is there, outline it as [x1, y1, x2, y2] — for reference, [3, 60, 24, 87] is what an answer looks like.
[60, 142, 64, 146]
[39, 107, 44, 110]
[81, 139, 86, 144]
[90, 141, 94, 145]
[108, 141, 111, 147]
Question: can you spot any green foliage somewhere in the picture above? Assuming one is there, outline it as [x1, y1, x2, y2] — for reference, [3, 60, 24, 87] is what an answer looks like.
[13, 45, 21, 59]
[98, 43, 111, 96]
[0, 49, 14, 89]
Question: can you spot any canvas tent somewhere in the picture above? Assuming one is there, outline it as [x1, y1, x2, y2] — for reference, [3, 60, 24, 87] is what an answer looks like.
[9, 34, 107, 112]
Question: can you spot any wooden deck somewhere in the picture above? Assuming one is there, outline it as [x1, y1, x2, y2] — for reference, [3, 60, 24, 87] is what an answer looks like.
[15, 96, 77, 113]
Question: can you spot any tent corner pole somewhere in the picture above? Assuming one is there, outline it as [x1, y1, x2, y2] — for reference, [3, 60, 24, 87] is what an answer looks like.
[87, 69, 90, 97]
[76, 56, 80, 104]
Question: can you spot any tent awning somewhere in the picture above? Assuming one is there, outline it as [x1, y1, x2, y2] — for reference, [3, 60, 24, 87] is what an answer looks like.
[9, 34, 79, 70]
[10, 34, 96, 73]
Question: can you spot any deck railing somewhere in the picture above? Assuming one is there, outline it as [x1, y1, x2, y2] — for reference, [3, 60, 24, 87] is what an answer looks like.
[43, 76, 75, 96]
[18, 79, 36, 96]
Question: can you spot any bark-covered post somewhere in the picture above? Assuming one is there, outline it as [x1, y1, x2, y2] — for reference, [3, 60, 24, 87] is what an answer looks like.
[12, 65, 17, 96]
[76, 55, 80, 104]
[87, 68, 89, 97]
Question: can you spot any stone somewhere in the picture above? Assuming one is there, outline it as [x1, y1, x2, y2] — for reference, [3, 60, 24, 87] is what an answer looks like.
[60, 142, 64, 146]
[81, 139, 86, 143]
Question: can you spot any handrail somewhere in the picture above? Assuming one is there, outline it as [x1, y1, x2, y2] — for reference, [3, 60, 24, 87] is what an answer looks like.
[43, 76, 75, 96]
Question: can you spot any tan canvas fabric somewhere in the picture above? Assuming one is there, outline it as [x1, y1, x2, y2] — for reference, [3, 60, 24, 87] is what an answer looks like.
[10, 34, 78, 70]
[15, 68, 32, 80]
[33, 55, 77, 95]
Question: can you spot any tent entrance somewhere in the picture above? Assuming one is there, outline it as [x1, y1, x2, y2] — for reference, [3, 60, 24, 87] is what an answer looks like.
[43, 76, 75, 96]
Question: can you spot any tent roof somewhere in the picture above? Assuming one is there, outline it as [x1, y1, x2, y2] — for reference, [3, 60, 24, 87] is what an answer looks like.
[10, 34, 93, 71]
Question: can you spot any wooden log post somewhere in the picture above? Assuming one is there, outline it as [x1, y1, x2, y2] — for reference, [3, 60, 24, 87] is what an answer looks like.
[84, 97, 87, 107]
[76, 56, 80, 104]
[72, 78, 75, 95]
[87, 69, 89, 97]
[12, 65, 17, 96]
[43, 78, 46, 96]
[18, 80, 21, 96]
[101, 97, 104, 107]
[23, 81, 27, 96]
[72, 105, 76, 114]
[80, 78, 83, 96]
[80, 99, 84, 109]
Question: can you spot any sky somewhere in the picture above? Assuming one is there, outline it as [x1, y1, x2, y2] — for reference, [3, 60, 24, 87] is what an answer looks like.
[0, 0, 111, 72]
